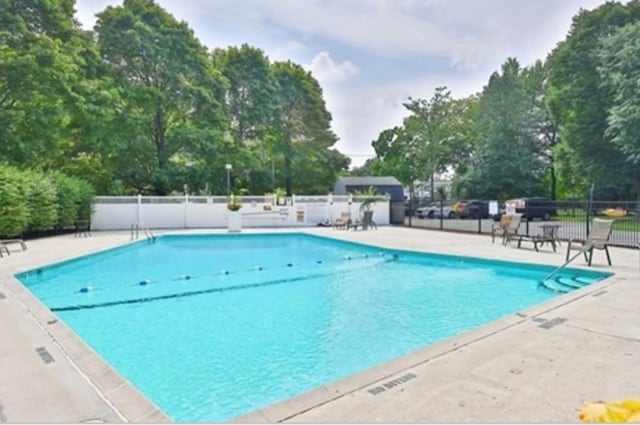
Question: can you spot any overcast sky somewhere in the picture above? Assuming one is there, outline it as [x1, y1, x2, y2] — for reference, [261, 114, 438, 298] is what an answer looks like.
[75, 0, 610, 167]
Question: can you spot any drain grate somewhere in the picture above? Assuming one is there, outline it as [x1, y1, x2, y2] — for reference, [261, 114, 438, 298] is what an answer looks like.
[537, 317, 567, 329]
[35, 346, 55, 364]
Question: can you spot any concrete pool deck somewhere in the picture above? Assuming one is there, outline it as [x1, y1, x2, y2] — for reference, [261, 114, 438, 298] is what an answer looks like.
[0, 227, 638, 423]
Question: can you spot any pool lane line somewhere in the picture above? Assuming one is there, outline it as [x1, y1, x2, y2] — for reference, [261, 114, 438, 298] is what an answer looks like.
[39, 253, 390, 301]
[51, 258, 397, 312]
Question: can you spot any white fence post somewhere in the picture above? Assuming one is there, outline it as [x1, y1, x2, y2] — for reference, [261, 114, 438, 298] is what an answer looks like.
[137, 194, 142, 226]
[184, 193, 189, 228]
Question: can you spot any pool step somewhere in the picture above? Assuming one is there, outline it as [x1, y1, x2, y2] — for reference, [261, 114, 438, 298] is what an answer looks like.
[538, 275, 593, 294]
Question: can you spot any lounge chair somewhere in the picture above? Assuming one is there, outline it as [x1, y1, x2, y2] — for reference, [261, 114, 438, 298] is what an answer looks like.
[333, 212, 352, 230]
[566, 218, 614, 266]
[0, 239, 27, 256]
[493, 213, 522, 245]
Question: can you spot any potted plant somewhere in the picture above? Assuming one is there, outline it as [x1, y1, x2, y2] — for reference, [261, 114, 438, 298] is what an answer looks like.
[273, 187, 287, 206]
[227, 194, 242, 232]
[227, 194, 242, 211]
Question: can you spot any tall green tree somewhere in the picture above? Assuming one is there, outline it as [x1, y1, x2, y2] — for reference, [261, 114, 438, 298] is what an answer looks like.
[403, 87, 473, 198]
[211, 44, 278, 194]
[523, 60, 561, 199]
[463, 58, 544, 199]
[372, 126, 421, 201]
[270, 61, 347, 195]
[212, 44, 276, 148]
[0, 0, 82, 166]
[599, 20, 640, 199]
[547, 1, 640, 200]
[372, 88, 476, 202]
[95, 0, 227, 195]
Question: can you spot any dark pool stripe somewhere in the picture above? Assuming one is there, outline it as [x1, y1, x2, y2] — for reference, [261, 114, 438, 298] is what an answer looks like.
[51, 258, 396, 312]
[51, 272, 331, 312]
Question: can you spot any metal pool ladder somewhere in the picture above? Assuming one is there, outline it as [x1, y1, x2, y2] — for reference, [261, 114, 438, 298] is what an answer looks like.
[130, 223, 156, 242]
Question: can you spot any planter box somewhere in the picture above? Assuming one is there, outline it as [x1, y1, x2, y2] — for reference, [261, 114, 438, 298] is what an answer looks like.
[227, 211, 242, 232]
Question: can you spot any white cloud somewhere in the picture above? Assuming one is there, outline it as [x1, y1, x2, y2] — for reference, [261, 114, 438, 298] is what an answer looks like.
[156, 0, 608, 70]
[307, 52, 358, 83]
[324, 73, 486, 167]
[74, 0, 612, 167]
[75, 0, 608, 71]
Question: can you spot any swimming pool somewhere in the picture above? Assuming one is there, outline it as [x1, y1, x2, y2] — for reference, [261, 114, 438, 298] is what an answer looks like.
[17, 233, 610, 422]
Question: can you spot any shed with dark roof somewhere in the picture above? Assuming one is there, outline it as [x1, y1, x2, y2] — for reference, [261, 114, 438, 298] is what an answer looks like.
[333, 176, 405, 224]
[333, 176, 404, 202]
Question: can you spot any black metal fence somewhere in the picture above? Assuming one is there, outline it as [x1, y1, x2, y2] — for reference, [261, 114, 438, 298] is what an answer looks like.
[405, 199, 640, 248]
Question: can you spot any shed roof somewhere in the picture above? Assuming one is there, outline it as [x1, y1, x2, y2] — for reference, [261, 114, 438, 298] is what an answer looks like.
[337, 176, 402, 186]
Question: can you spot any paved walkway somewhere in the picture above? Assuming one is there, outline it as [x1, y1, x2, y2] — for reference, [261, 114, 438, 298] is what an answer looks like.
[1, 227, 638, 423]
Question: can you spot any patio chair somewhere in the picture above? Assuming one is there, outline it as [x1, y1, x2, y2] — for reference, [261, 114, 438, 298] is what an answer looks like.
[333, 212, 352, 230]
[491, 214, 512, 243]
[361, 210, 377, 231]
[497, 214, 522, 246]
[566, 218, 614, 266]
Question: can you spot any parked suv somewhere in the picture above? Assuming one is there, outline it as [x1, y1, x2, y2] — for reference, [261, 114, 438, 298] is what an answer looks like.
[505, 197, 556, 221]
[458, 200, 489, 219]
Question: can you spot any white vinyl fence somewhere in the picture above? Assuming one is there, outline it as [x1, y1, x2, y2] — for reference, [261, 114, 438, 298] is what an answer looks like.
[91, 194, 390, 230]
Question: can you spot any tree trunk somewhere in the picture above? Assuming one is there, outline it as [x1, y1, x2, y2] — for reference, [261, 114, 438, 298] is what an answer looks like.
[153, 107, 168, 195]
[550, 156, 557, 201]
[636, 170, 640, 221]
[430, 173, 435, 200]
[284, 135, 292, 196]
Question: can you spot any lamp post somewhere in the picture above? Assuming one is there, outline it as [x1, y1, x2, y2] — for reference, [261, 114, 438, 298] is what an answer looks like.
[225, 163, 232, 195]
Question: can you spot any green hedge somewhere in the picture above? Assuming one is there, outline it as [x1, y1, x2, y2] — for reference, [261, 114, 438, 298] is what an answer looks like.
[53, 173, 79, 228]
[24, 170, 58, 232]
[0, 165, 95, 238]
[0, 165, 30, 237]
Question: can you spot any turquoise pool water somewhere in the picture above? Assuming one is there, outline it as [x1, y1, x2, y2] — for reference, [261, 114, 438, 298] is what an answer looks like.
[17, 234, 610, 422]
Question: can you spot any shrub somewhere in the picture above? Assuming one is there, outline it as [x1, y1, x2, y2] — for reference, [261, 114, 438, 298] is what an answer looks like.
[0, 165, 95, 237]
[24, 170, 58, 232]
[53, 173, 80, 228]
[0, 165, 29, 237]
[75, 178, 95, 221]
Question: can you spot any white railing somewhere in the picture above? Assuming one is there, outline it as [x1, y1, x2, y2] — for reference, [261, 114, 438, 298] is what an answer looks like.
[91, 194, 391, 230]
